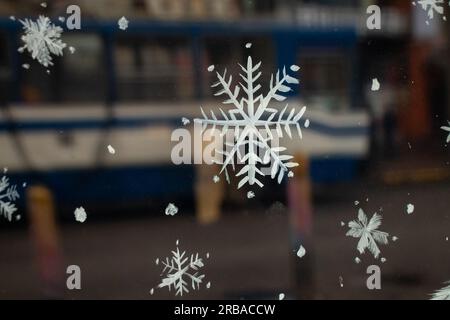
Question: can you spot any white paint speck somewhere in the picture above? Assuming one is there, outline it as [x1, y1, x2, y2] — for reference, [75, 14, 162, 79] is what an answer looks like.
[339, 276, 344, 288]
[22, 64, 30, 70]
[165, 203, 178, 216]
[371, 78, 380, 91]
[69, 46, 76, 54]
[213, 175, 220, 183]
[392, 236, 399, 242]
[181, 117, 190, 125]
[290, 65, 300, 72]
[355, 257, 361, 264]
[107, 145, 116, 155]
[206, 282, 211, 289]
[207, 65, 215, 72]
[74, 207, 87, 223]
[279, 293, 285, 300]
[381, 257, 387, 263]
[245, 43, 252, 49]
[247, 191, 255, 199]
[297, 245, 306, 258]
[118, 17, 129, 30]
[406, 203, 415, 215]
[304, 119, 310, 128]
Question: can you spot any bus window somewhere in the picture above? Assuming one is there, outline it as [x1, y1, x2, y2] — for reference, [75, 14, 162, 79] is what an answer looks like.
[115, 36, 194, 102]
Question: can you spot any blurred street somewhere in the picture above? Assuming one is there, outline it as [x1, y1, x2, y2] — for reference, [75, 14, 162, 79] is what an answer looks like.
[1, 179, 449, 300]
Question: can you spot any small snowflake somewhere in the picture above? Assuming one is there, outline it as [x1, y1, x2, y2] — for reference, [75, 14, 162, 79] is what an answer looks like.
[181, 117, 191, 126]
[118, 17, 129, 30]
[74, 207, 87, 223]
[346, 208, 389, 259]
[165, 203, 178, 216]
[107, 145, 116, 155]
[406, 203, 415, 215]
[441, 122, 450, 143]
[19, 16, 66, 67]
[431, 281, 450, 300]
[371, 78, 380, 91]
[0, 176, 20, 222]
[157, 241, 206, 296]
[415, 0, 446, 20]
[296, 245, 306, 258]
[194, 53, 305, 189]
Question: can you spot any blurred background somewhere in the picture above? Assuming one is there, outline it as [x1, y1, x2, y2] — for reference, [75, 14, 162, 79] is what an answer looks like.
[0, 0, 450, 300]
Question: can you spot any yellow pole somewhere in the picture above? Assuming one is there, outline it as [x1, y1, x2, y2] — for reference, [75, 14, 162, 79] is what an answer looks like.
[27, 185, 64, 298]
[195, 163, 224, 225]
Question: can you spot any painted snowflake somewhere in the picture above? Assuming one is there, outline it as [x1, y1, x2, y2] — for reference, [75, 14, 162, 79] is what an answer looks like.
[441, 121, 450, 143]
[415, 0, 447, 20]
[346, 208, 389, 259]
[194, 55, 305, 189]
[156, 241, 206, 296]
[431, 281, 450, 300]
[0, 176, 20, 222]
[19, 15, 66, 67]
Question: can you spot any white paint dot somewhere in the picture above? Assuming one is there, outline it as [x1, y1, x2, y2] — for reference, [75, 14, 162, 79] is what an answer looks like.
[107, 145, 116, 155]
[296, 245, 306, 258]
[371, 78, 380, 91]
[406, 203, 415, 215]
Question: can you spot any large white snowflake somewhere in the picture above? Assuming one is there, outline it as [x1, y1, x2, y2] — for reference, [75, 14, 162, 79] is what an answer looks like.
[156, 241, 206, 296]
[19, 15, 66, 67]
[415, 0, 447, 20]
[441, 121, 450, 143]
[431, 281, 450, 300]
[346, 209, 389, 259]
[194, 55, 305, 189]
[0, 176, 20, 222]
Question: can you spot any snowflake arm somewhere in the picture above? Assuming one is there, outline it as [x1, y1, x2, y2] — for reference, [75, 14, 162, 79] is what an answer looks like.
[441, 122, 450, 143]
[431, 281, 450, 300]
[254, 66, 300, 119]
[417, 0, 445, 19]
[0, 176, 20, 222]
